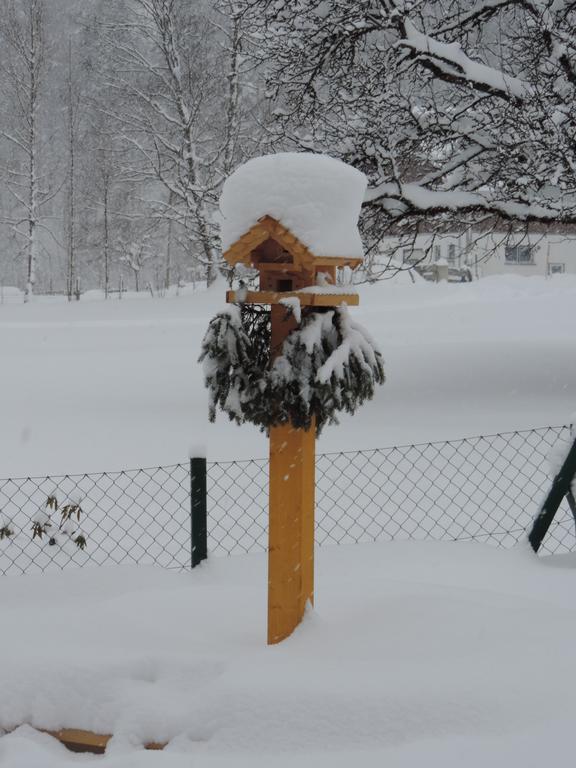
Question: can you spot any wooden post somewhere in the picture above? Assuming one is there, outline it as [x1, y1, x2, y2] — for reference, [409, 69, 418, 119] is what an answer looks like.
[267, 304, 316, 644]
[218, 206, 364, 645]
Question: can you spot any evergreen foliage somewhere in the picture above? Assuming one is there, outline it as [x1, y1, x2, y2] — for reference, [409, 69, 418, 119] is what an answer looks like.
[199, 304, 385, 434]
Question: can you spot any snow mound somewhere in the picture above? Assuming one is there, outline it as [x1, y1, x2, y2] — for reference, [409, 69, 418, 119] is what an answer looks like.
[4, 542, 576, 765]
[220, 153, 367, 259]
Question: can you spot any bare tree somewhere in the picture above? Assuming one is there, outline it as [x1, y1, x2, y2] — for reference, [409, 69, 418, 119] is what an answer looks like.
[0, 1, 267, 295]
[65, 37, 82, 301]
[0, 0, 51, 301]
[118, 234, 153, 292]
[102, 0, 259, 284]
[92, 148, 116, 299]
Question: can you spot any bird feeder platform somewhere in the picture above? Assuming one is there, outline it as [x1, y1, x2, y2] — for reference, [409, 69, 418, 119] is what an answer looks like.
[225, 289, 359, 307]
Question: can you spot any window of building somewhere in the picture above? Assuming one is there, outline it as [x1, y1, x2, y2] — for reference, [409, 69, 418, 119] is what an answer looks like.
[505, 244, 534, 264]
[548, 263, 565, 275]
[433, 245, 441, 262]
[402, 248, 424, 265]
[447, 244, 456, 264]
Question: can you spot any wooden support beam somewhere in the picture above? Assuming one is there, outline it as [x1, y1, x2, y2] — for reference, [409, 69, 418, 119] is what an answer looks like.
[226, 290, 359, 307]
[313, 256, 363, 268]
[267, 305, 316, 645]
[268, 420, 315, 644]
[255, 262, 302, 273]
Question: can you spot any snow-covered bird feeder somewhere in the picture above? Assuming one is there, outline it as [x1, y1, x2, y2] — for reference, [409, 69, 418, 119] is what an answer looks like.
[221, 153, 365, 305]
[201, 153, 384, 646]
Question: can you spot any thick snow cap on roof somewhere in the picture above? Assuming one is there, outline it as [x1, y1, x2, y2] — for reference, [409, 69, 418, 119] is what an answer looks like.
[220, 153, 367, 259]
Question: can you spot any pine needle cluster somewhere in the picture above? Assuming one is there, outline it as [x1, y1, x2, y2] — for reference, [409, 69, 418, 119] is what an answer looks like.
[199, 303, 384, 435]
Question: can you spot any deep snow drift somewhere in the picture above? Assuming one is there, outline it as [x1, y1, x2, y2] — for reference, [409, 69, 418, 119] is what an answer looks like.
[1, 274, 575, 477]
[2, 541, 576, 767]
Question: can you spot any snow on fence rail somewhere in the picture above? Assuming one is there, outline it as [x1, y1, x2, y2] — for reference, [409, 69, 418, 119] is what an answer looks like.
[0, 426, 573, 576]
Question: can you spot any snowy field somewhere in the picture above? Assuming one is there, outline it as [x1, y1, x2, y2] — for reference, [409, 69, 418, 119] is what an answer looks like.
[2, 274, 576, 765]
[1, 273, 576, 478]
[3, 542, 576, 767]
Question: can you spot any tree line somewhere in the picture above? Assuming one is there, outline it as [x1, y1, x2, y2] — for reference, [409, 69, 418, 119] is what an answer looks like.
[0, 0, 267, 299]
[0, 0, 573, 299]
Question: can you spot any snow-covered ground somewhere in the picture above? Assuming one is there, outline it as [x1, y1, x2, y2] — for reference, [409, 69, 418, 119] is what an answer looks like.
[3, 541, 576, 767]
[1, 274, 576, 477]
[1, 275, 576, 765]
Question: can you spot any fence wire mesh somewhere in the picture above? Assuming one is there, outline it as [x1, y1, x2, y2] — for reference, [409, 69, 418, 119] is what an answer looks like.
[0, 425, 573, 576]
[0, 465, 191, 576]
[207, 425, 574, 557]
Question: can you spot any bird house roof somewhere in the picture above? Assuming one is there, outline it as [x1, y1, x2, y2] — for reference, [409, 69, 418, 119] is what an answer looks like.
[219, 153, 367, 267]
[222, 215, 363, 270]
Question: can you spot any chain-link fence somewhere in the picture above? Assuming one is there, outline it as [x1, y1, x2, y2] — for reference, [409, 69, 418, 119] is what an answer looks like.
[208, 425, 575, 556]
[0, 465, 191, 576]
[1, 425, 574, 576]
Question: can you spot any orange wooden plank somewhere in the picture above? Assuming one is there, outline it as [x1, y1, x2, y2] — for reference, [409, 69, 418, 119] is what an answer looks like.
[299, 415, 316, 618]
[314, 256, 363, 267]
[225, 290, 359, 307]
[268, 421, 315, 644]
[267, 305, 316, 645]
[255, 262, 302, 272]
[35, 728, 166, 754]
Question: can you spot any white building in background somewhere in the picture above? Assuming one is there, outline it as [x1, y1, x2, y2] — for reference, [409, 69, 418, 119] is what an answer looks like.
[379, 227, 576, 279]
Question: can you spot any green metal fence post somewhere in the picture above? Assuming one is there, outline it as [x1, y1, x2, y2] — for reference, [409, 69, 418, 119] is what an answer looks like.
[191, 457, 208, 568]
[529, 437, 576, 553]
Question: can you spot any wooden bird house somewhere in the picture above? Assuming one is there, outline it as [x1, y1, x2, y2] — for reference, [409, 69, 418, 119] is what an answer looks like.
[223, 215, 361, 307]
[218, 152, 369, 644]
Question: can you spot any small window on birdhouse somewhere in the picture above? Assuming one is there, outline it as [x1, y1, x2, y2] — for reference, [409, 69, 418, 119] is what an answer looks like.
[254, 238, 292, 264]
[277, 279, 293, 292]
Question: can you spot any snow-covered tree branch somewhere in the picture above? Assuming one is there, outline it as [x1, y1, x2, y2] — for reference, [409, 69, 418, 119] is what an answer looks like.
[245, 0, 576, 251]
[101, 0, 263, 285]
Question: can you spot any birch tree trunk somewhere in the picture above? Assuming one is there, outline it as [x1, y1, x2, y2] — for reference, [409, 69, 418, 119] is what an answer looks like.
[103, 178, 110, 299]
[0, 0, 47, 302]
[24, 0, 42, 302]
[66, 39, 78, 302]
